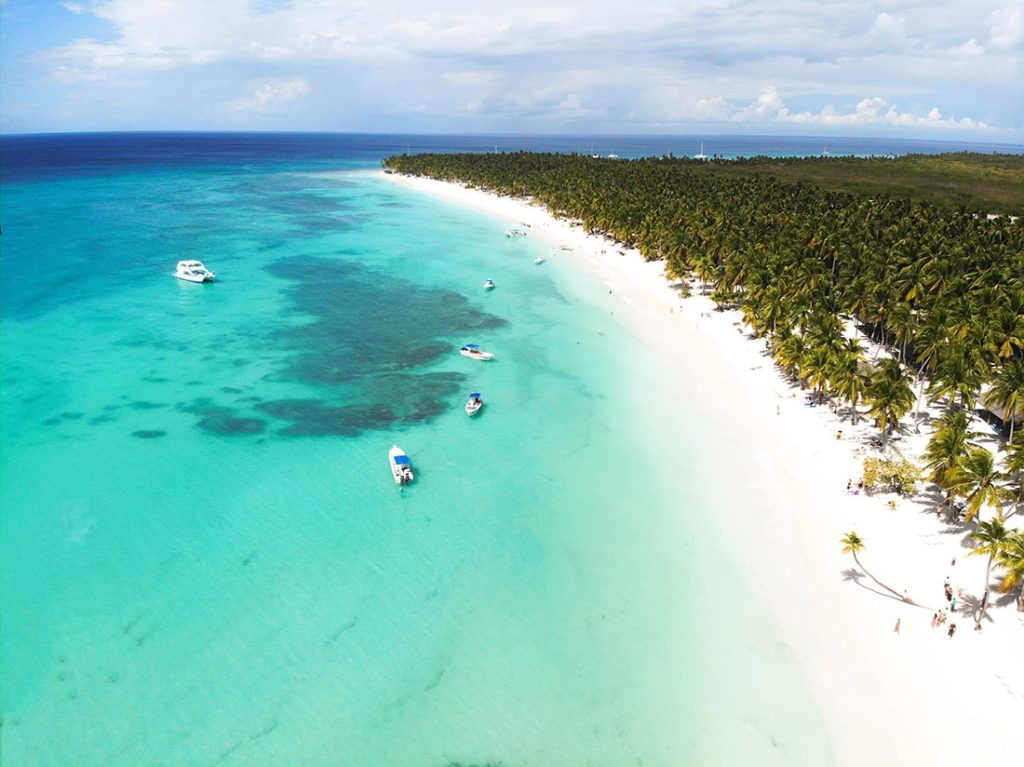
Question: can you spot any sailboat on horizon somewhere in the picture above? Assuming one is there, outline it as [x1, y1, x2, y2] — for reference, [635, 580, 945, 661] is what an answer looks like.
[694, 141, 708, 160]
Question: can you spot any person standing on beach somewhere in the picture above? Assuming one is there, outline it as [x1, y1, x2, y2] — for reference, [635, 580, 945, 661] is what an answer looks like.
[948, 623, 957, 638]
[894, 618, 901, 633]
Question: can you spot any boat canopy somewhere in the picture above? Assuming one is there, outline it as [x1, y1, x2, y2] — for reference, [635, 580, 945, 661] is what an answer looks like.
[469, 392, 481, 398]
[463, 343, 479, 349]
[393, 455, 411, 465]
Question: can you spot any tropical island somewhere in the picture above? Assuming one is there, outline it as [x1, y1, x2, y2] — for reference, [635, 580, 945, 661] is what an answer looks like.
[381, 150, 1024, 763]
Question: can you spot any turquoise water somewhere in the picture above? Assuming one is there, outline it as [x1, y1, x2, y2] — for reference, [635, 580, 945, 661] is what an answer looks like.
[1, 136, 832, 765]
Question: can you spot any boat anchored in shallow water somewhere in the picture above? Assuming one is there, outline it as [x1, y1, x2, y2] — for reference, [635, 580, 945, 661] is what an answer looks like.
[465, 392, 483, 416]
[534, 256, 546, 264]
[174, 260, 216, 283]
[459, 343, 494, 361]
[389, 445, 414, 485]
[484, 278, 495, 290]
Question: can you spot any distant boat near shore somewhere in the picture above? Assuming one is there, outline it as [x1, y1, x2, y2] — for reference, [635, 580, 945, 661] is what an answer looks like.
[465, 392, 483, 416]
[484, 278, 495, 289]
[694, 142, 708, 160]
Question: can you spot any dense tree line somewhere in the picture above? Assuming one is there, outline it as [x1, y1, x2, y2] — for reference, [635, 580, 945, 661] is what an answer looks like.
[384, 151, 1024, 608]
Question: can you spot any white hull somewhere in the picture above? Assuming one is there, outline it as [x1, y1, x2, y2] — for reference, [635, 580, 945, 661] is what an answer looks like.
[459, 349, 494, 361]
[174, 260, 216, 283]
[465, 400, 483, 416]
[388, 445, 414, 485]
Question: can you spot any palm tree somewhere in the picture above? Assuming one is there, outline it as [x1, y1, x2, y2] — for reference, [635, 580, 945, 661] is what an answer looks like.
[982, 357, 1024, 443]
[928, 344, 986, 412]
[865, 358, 915, 450]
[921, 409, 979, 504]
[1002, 430, 1024, 518]
[839, 531, 912, 602]
[995, 532, 1024, 612]
[802, 343, 835, 403]
[967, 514, 1010, 621]
[830, 344, 868, 424]
[946, 446, 1006, 524]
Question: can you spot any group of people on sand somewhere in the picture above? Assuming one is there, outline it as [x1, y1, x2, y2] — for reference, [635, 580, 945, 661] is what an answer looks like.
[845, 478, 865, 495]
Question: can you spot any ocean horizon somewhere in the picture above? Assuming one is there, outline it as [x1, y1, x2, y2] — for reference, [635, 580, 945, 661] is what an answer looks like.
[4, 130, 1004, 764]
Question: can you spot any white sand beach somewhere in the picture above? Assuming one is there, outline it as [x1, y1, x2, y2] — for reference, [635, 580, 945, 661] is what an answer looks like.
[380, 170, 1024, 766]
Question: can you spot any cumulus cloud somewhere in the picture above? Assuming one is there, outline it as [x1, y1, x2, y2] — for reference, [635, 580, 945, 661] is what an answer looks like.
[229, 78, 311, 114]
[15, 1, 1018, 134]
[708, 87, 990, 130]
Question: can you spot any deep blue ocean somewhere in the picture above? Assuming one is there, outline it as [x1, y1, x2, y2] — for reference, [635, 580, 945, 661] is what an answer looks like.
[2, 131, 1017, 766]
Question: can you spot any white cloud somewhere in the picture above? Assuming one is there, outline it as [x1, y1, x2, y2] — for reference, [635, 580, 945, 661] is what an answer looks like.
[229, 77, 310, 114]
[707, 87, 991, 130]
[15, 1, 1019, 135]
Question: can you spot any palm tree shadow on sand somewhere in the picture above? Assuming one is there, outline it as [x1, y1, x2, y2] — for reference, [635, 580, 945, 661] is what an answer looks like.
[841, 568, 924, 605]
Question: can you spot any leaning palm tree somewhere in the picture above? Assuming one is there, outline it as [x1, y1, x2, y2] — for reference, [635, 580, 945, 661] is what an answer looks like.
[865, 358, 915, 450]
[946, 446, 1006, 524]
[967, 514, 1010, 621]
[995, 532, 1024, 612]
[839, 531, 912, 602]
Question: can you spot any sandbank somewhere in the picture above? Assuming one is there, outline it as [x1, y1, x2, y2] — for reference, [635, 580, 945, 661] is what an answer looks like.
[378, 170, 1023, 766]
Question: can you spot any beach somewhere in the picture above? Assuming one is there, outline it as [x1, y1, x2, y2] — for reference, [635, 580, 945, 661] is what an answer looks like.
[381, 170, 1024, 766]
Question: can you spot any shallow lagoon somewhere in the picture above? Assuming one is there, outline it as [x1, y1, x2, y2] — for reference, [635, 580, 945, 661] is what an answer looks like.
[1, 135, 832, 765]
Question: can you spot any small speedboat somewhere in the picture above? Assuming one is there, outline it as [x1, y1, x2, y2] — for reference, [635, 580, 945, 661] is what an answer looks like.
[389, 445, 414, 485]
[174, 260, 216, 283]
[534, 256, 546, 264]
[459, 344, 494, 361]
[484, 279, 495, 290]
[465, 392, 483, 416]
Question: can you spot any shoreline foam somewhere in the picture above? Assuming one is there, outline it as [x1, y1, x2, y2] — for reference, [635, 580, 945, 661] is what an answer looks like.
[379, 169, 1023, 766]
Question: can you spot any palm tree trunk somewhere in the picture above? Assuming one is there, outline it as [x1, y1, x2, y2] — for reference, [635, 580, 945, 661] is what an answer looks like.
[853, 552, 911, 602]
[913, 371, 927, 433]
[980, 554, 993, 621]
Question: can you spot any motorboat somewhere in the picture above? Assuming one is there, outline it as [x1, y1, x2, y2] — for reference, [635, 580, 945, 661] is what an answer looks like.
[459, 343, 494, 361]
[505, 228, 527, 238]
[465, 392, 483, 416]
[534, 256, 546, 264]
[388, 445, 414, 485]
[484, 279, 495, 290]
[174, 260, 216, 283]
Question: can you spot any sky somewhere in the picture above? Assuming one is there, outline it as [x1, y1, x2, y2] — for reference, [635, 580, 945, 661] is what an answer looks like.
[1, 0, 1022, 139]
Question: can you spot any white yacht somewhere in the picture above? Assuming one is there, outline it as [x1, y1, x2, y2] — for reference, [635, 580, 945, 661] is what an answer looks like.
[534, 255, 546, 264]
[694, 142, 708, 160]
[484, 278, 496, 290]
[388, 445, 414, 485]
[465, 392, 483, 416]
[459, 344, 494, 361]
[174, 260, 216, 283]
